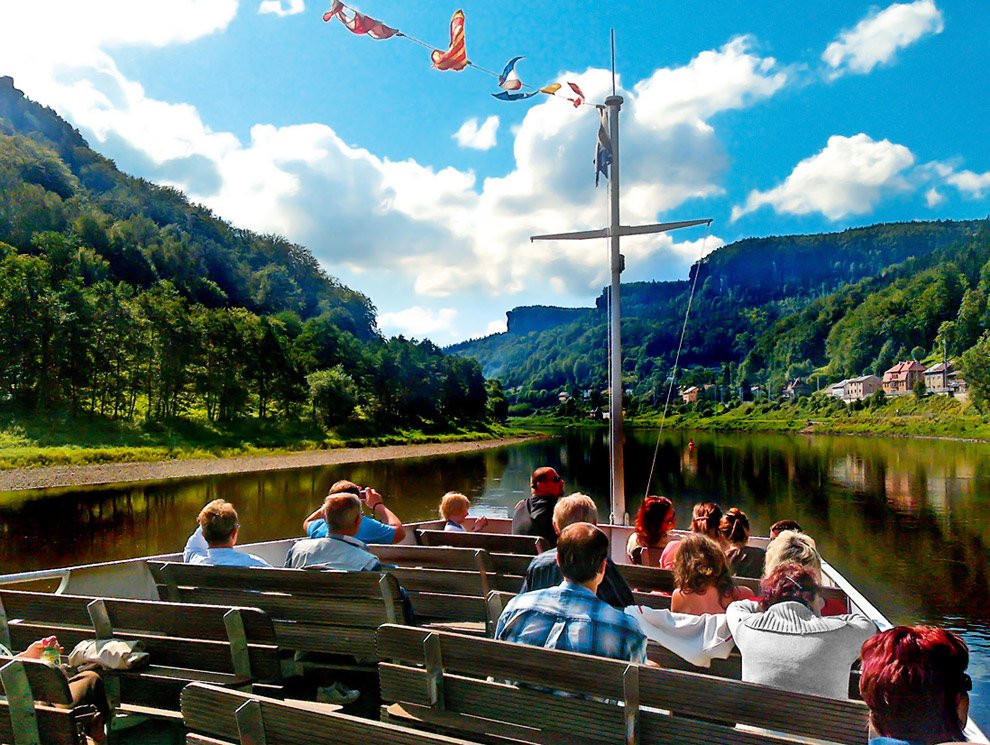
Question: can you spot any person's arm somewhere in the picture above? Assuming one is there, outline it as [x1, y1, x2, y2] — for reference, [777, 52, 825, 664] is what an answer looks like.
[365, 489, 406, 542]
[183, 525, 209, 563]
[470, 515, 489, 532]
[302, 507, 324, 534]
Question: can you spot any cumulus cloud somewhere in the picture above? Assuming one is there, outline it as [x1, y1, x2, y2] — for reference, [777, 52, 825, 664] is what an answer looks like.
[732, 134, 915, 221]
[485, 318, 508, 335]
[945, 169, 990, 199]
[453, 116, 499, 150]
[925, 187, 945, 207]
[378, 306, 458, 339]
[258, 0, 305, 16]
[822, 0, 944, 77]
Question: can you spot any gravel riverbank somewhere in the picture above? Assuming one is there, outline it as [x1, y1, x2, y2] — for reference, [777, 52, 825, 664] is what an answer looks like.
[0, 437, 536, 492]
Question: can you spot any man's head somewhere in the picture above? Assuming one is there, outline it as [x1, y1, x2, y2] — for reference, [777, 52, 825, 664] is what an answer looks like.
[556, 522, 609, 587]
[198, 499, 239, 547]
[769, 519, 802, 540]
[323, 494, 363, 536]
[329, 480, 363, 498]
[531, 467, 565, 499]
[552, 494, 598, 534]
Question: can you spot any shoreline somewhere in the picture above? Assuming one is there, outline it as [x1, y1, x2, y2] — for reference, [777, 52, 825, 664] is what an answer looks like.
[0, 436, 537, 492]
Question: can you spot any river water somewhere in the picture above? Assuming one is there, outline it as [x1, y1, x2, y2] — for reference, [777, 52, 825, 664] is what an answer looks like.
[1, 428, 988, 729]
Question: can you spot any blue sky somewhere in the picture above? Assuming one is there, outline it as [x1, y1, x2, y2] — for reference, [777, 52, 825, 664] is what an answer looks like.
[1, 1, 987, 342]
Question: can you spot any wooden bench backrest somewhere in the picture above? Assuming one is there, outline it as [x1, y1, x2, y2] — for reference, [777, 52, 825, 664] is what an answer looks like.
[0, 656, 73, 705]
[181, 682, 480, 745]
[153, 562, 404, 659]
[377, 624, 870, 745]
[417, 530, 546, 555]
[0, 589, 280, 681]
[0, 694, 84, 745]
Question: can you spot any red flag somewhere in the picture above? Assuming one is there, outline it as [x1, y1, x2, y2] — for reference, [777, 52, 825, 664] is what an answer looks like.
[431, 10, 468, 71]
[323, 1, 398, 40]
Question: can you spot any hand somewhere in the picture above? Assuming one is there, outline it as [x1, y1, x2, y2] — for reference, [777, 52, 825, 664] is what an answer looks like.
[472, 516, 489, 532]
[364, 488, 383, 510]
[21, 641, 46, 659]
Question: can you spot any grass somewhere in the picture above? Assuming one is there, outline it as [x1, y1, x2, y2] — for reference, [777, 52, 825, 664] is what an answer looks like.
[0, 411, 524, 470]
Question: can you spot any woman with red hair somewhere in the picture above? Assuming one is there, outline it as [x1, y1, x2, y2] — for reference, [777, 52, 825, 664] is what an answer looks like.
[860, 625, 972, 744]
[726, 562, 876, 699]
[626, 496, 676, 565]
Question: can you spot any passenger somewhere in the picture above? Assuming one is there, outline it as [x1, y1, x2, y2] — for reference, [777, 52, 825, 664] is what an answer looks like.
[439, 491, 489, 532]
[770, 519, 802, 540]
[659, 501, 724, 569]
[670, 533, 754, 615]
[626, 495, 676, 564]
[860, 625, 971, 745]
[764, 530, 845, 616]
[519, 494, 634, 609]
[720, 507, 765, 579]
[726, 562, 876, 699]
[512, 466, 566, 548]
[303, 480, 407, 544]
[495, 523, 647, 663]
[183, 499, 271, 568]
[285, 494, 382, 570]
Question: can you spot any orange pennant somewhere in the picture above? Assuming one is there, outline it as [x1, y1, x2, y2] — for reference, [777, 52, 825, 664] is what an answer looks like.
[431, 10, 467, 71]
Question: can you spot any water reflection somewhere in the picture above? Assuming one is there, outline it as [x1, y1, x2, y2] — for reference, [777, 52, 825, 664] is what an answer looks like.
[1, 429, 988, 728]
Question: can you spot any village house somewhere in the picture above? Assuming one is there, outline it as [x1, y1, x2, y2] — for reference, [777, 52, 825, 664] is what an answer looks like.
[881, 361, 926, 395]
[680, 385, 700, 404]
[924, 361, 968, 398]
[782, 378, 811, 400]
[829, 379, 850, 399]
[846, 374, 882, 401]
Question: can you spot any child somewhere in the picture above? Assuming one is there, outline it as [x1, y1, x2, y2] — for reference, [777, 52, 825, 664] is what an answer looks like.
[440, 492, 488, 532]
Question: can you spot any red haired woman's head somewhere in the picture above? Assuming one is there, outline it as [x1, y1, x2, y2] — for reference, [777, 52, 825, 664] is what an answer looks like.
[758, 562, 820, 612]
[635, 496, 674, 546]
[859, 626, 969, 744]
[690, 502, 722, 540]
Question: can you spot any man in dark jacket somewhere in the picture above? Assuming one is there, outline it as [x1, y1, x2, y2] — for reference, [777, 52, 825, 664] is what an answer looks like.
[512, 466, 565, 547]
[519, 493, 634, 610]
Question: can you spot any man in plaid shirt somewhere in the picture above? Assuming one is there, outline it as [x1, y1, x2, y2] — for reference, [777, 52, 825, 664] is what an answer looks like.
[495, 522, 647, 663]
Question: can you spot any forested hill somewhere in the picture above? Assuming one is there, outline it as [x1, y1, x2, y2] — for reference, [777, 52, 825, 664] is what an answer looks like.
[0, 77, 489, 429]
[449, 218, 989, 408]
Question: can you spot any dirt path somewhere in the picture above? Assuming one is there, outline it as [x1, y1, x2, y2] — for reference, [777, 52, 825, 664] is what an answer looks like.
[0, 437, 537, 492]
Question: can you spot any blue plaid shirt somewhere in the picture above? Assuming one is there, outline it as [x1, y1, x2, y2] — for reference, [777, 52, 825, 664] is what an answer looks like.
[495, 580, 647, 663]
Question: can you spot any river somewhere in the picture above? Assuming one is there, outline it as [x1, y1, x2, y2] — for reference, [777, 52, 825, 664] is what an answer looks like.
[1, 428, 988, 729]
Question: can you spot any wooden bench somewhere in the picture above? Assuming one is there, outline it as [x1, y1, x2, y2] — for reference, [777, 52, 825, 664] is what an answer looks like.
[0, 589, 281, 717]
[0, 657, 91, 744]
[416, 530, 548, 555]
[152, 562, 404, 670]
[377, 624, 871, 745]
[181, 682, 481, 745]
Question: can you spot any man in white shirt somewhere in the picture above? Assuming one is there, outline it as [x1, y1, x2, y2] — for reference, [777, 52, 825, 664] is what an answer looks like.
[285, 494, 382, 571]
[183, 500, 271, 568]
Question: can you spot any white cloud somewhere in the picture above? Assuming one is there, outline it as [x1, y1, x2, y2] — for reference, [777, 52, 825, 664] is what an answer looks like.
[453, 116, 500, 150]
[485, 319, 508, 335]
[732, 134, 916, 221]
[258, 0, 304, 16]
[945, 169, 990, 199]
[378, 307, 458, 339]
[925, 187, 946, 207]
[822, 0, 944, 77]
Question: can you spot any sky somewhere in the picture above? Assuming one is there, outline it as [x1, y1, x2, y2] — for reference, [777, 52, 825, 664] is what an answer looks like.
[0, 0, 988, 343]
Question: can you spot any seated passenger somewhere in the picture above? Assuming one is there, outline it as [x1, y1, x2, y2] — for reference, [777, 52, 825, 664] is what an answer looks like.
[183, 499, 271, 568]
[720, 507, 765, 579]
[439, 491, 489, 532]
[659, 501, 724, 569]
[626, 495, 676, 564]
[860, 625, 972, 745]
[726, 562, 876, 699]
[302, 480, 407, 544]
[520, 494, 634, 609]
[495, 523, 647, 663]
[512, 466, 566, 548]
[769, 519, 802, 540]
[286, 494, 382, 571]
[671, 533, 754, 615]
[763, 529, 845, 616]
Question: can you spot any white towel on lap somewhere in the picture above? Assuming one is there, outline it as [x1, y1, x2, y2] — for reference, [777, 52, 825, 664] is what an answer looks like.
[624, 605, 735, 667]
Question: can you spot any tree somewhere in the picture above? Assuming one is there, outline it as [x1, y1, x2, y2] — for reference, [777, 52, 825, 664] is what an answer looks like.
[868, 388, 887, 410]
[913, 379, 927, 398]
[308, 367, 358, 426]
[960, 332, 990, 412]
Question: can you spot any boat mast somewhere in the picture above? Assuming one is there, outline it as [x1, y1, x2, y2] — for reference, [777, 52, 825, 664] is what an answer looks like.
[605, 94, 626, 524]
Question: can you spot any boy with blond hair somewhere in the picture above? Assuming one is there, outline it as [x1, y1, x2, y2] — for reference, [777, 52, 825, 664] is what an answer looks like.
[440, 491, 489, 532]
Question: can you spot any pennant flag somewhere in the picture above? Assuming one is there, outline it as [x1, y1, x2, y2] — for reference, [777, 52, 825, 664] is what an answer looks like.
[566, 82, 585, 107]
[431, 10, 468, 71]
[540, 83, 562, 95]
[498, 56, 524, 90]
[595, 107, 612, 187]
[492, 90, 540, 101]
[323, 1, 399, 39]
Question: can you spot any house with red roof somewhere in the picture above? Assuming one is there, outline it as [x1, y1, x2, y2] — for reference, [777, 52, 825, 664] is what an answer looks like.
[881, 361, 926, 395]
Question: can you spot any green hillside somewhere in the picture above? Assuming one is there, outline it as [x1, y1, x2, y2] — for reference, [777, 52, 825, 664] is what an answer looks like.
[0, 76, 491, 450]
[450, 218, 990, 412]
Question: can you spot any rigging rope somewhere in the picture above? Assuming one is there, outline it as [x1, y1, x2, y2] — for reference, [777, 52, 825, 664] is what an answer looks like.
[643, 223, 713, 500]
